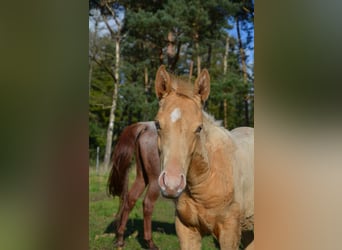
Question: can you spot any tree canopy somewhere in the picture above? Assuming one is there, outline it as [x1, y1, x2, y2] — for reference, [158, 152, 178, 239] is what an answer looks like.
[89, 0, 254, 164]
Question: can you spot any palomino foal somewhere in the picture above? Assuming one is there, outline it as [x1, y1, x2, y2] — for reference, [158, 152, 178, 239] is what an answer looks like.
[154, 66, 254, 250]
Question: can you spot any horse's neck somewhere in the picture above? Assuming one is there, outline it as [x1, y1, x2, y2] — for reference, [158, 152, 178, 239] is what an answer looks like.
[186, 117, 236, 201]
[187, 151, 210, 187]
[186, 118, 215, 187]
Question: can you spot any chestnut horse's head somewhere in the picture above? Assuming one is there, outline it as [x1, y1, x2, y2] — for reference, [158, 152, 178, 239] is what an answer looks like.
[154, 65, 210, 198]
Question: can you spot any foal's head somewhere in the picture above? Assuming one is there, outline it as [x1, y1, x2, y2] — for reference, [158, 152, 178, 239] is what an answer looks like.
[154, 65, 210, 198]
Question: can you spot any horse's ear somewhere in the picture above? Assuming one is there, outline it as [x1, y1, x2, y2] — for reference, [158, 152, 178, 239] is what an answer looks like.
[194, 69, 210, 103]
[155, 65, 171, 100]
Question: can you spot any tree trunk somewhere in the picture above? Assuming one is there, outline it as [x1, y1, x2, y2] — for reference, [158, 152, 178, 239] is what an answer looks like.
[166, 31, 181, 72]
[89, 59, 93, 95]
[101, 3, 122, 171]
[159, 48, 164, 65]
[196, 41, 201, 76]
[223, 35, 229, 75]
[236, 17, 249, 126]
[236, 17, 248, 83]
[89, 16, 98, 96]
[103, 37, 120, 171]
[223, 99, 228, 128]
[103, 82, 118, 171]
[144, 66, 149, 93]
[167, 31, 176, 70]
[223, 35, 230, 128]
[115, 37, 120, 86]
[244, 96, 249, 126]
[189, 61, 193, 83]
[206, 44, 212, 69]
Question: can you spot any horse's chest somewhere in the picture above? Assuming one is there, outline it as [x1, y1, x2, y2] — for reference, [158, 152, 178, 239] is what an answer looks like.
[176, 197, 217, 233]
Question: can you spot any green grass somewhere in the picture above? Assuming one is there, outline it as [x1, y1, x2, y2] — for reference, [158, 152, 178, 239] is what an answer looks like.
[89, 167, 220, 249]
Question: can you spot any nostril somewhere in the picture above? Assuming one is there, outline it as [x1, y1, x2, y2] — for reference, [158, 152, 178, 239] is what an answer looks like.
[158, 171, 167, 191]
[178, 173, 186, 190]
[162, 172, 167, 185]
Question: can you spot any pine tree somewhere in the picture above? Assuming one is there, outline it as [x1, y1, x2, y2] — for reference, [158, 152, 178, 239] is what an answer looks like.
[89, 0, 254, 165]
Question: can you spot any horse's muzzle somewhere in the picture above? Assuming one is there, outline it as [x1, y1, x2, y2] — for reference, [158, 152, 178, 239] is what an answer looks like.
[158, 170, 186, 198]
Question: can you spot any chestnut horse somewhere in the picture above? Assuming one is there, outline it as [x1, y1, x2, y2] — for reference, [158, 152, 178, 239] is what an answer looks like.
[107, 121, 160, 250]
[154, 66, 254, 250]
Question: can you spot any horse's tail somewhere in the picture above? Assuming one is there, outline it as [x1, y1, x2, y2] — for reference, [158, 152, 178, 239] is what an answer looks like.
[107, 123, 146, 219]
[107, 122, 146, 197]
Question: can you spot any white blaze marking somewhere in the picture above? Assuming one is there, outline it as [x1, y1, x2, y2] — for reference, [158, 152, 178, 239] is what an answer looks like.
[170, 108, 181, 123]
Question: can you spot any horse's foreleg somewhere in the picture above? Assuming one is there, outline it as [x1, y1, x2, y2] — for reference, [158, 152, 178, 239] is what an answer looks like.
[142, 182, 160, 250]
[175, 216, 202, 250]
[216, 204, 241, 250]
[115, 178, 146, 247]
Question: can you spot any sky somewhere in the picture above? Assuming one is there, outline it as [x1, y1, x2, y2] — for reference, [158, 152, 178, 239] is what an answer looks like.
[228, 18, 254, 67]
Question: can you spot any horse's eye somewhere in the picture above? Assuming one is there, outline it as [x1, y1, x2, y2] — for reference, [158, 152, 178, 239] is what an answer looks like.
[155, 121, 161, 130]
[195, 125, 203, 133]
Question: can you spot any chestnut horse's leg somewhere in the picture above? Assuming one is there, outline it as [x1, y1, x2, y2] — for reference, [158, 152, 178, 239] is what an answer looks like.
[142, 181, 160, 250]
[175, 216, 202, 250]
[115, 175, 146, 247]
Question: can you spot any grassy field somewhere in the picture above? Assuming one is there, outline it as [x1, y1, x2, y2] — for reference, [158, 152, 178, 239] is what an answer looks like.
[89, 167, 219, 250]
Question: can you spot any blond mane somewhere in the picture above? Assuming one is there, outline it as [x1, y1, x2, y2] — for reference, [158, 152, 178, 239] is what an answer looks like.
[203, 111, 223, 127]
[168, 74, 196, 99]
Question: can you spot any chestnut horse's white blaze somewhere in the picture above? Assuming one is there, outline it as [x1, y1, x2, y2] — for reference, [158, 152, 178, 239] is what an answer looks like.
[154, 65, 254, 250]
